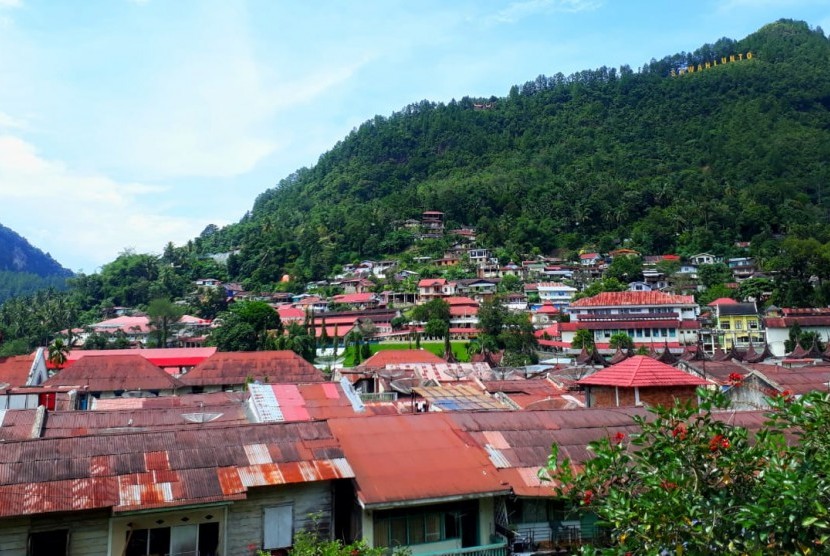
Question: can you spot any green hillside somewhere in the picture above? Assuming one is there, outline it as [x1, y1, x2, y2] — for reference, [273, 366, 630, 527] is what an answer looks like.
[0, 223, 71, 303]
[139, 20, 830, 286]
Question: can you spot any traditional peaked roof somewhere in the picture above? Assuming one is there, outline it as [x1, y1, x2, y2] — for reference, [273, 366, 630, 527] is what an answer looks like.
[654, 343, 679, 365]
[575, 347, 608, 367]
[42, 354, 183, 392]
[570, 291, 696, 308]
[680, 342, 709, 361]
[714, 345, 745, 362]
[179, 351, 325, 386]
[360, 349, 445, 369]
[608, 347, 632, 365]
[578, 356, 709, 388]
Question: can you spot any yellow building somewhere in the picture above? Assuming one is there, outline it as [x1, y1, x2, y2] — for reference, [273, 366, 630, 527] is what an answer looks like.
[712, 300, 762, 348]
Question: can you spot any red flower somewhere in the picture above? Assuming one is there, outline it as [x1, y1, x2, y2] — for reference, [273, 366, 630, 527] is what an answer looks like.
[582, 490, 594, 505]
[728, 372, 744, 386]
[613, 432, 626, 443]
[779, 390, 795, 402]
[672, 423, 687, 440]
[660, 480, 678, 490]
[709, 434, 730, 452]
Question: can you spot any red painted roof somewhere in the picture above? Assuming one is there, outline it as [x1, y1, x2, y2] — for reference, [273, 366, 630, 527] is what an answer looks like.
[578, 356, 709, 388]
[450, 306, 478, 317]
[534, 303, 559, 314]
[418, 278, 447, 287]
[179, 351, 325, 386]
[571, 291, 696, 307]
[445, 296, 478, 306]
[277, 306, 305, 320]
[361, 349, 446, 369]
[332, 293, 375, 304]
[0, 355, 35, 388]
[765, 317, 830, 328]
[43, 354, 183, 391]
[328, 413, 508, 507]
[535, 324, 561, 338]
[56, 348, 216, 370]
[580, 253, 600, 259]
[707, 297, 738, 306]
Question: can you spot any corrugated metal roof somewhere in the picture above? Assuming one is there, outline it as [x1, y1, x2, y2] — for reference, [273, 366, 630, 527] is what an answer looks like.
[43, 354, 183, 392]
[328, 414, 509, 508]
[414, 385, 510, 411]
[0, 421, 350, 518]
[179, 351, 325, 386]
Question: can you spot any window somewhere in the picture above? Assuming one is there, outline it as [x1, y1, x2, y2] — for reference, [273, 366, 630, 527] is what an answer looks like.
[735, 321, 743, 330]
[264, 504, 293, 549]
[29, 530, 68, 556]
[749, 320, 758, 329]
[721, 322, 731, 330]
[125, 523, 219, 556]
[375, 511, 460, 547]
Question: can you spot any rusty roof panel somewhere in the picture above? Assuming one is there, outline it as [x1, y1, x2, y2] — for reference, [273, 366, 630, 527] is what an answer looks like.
[43, 354, 183, 392]
[0, 421, 346, 518]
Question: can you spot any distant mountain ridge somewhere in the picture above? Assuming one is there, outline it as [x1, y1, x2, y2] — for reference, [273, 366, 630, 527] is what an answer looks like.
[0, 223, 72, 303]
[0, 223, 70, 277]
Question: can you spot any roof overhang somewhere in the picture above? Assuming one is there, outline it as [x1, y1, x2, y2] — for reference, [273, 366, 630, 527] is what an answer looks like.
[359, 488, 511, 510]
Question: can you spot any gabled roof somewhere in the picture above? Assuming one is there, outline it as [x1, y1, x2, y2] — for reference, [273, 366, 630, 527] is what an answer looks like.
[57, 347, 217, 370]
[42, 354, 183, 392]
[0, 355, 36, 388]
[578, 356, 708, 388]
[418, 278, 447, 287]
[361, 349, 446, 369]
[570, 291, 696, 308]
[327, 413, 508, 508]
[0, 421, 352, 517]
[332, 293, 376, 304]
[707, 297, 738, 306]
[179, 351, 325, 386]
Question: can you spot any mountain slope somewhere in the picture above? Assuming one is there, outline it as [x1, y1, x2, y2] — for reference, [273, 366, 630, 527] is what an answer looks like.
[199, 19, 830, 285]
[0, 223, 72, 302]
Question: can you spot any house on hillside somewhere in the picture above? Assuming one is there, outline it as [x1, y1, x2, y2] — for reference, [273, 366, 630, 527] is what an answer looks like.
[178, 351, 325, 394]
[764, 308, 830, 357]
[536, 282, 577, 310]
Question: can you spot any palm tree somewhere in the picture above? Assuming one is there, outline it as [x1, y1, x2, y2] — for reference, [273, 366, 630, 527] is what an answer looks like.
[48, 338, 70, 368]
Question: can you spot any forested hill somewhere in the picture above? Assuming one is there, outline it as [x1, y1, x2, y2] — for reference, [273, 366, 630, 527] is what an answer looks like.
[0, 223, 71, 302]
[199, 19, 830, 286]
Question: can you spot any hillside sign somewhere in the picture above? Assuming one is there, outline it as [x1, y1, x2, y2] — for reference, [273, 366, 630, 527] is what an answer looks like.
[671, 52, 754, 77]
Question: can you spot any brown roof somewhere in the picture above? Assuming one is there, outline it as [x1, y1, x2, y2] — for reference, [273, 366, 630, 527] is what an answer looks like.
[0, 421, 352, 518]
[179, 351, 325, 386]
[42, 354, 183, 392]
[0, 355, 35, 388]
[0, 409, 39, 441]
[360, 349, 446, 369]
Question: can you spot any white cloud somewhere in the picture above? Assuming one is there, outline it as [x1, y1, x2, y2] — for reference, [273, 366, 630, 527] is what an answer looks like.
[0, 0, 21, 9]
[0, 135, 215, 272]
[486, 0, 602, 24]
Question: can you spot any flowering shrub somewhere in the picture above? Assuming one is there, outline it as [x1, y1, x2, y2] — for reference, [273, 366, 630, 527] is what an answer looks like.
[541, 388, 830, 554]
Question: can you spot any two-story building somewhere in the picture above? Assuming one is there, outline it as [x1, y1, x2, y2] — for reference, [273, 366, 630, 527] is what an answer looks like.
[561, 291, 700, 351]
[710, 300, 761, 349]
[536, 282, 578, 310]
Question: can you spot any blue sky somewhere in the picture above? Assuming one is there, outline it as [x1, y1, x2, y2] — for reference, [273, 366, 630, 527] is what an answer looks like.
[1, 0, 828, 273]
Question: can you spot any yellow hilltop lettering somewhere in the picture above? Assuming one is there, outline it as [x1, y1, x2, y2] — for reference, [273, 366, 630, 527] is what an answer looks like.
[697, 64, 703, 71]
[729, 55, 735, 62]
[738, 53, 744, 60]
[705, 62, 711, 69]
[747, 51, 753, 59]
[722, 57, 727, 64]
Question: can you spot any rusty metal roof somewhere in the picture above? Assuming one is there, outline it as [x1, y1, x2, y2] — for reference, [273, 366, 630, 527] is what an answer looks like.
[0, 409, 39, 441]
[42, 354, 183, 392]
[413, 384, 511, 411]
[248, 382, 361, 423]
[179, 351, 325, 386]
[361, 350, 446, 369]
[91, 391, 248, 410]
[0, 421, 351, 518]
[327, 413, 509, 508]
[40, 404, 251, 437]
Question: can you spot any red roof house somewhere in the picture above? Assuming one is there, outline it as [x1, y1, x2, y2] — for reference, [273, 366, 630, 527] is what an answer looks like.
[42, 354, 183, 394]
[578, 355, 708, 408]
[360, 349, 446, 369]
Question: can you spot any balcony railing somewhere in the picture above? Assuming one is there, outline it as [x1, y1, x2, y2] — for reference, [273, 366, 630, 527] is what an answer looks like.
[419, 542, 507, 556]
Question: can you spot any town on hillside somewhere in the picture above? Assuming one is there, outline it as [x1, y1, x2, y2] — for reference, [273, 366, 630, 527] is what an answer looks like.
[2, 211, 830, 554]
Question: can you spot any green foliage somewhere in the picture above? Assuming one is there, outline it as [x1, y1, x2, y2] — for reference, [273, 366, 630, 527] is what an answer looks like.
[697, 283, 736, 306]
[424, 318, 449, 339]
[604, 256, 643, 284]
[146, 298, 185, 348]
[0, 289, 79, 354]
[185, 20, 830, 288]
[608, 332, 634, 350]
[208, 301, 281, 351]
[410, 299, 451, 325]
[573, 278, 627, 301]
[571, 329, 595, 350]
[697, 263, 733, 288]
[542, 388, 830, 554]
[270, 321, 316, 362]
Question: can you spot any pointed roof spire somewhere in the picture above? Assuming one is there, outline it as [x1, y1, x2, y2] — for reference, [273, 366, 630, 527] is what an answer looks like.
[654, 341, 678, 365]
[789, 341, 808, 359]
[744, 343, 773, 364]
[609, 346, 629, 365]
